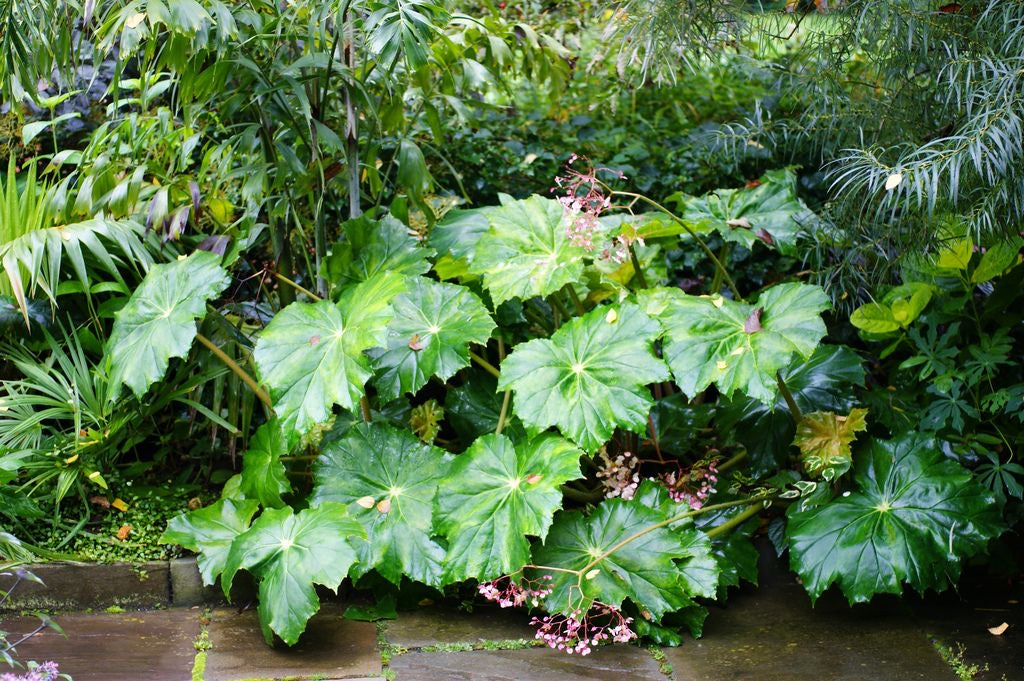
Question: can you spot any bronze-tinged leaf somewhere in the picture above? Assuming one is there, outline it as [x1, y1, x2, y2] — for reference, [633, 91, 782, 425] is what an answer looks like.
[794, 408, 868, 481]
[116, 524, 133, 541]
[408, 334, 426, 351]
[743, 308, 763, 334]
[755, 229, 774, 246]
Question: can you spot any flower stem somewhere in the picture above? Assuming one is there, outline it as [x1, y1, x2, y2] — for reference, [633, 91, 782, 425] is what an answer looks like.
[470, 350, 501, 379]
[717, 450, 747, 474]
[194, 333, 273, 409]
[609, 189, 742, 301]
[565, 284, 587, 316]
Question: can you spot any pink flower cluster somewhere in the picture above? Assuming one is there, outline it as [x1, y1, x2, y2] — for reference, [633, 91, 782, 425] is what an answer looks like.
[530, 603, 636, 656]
[552, 155, 621, 252]
[1, 661, 61, 681]
[596, 450, 640, 500]
[477, 574, 553, 609]
[661, 460, 719, 509]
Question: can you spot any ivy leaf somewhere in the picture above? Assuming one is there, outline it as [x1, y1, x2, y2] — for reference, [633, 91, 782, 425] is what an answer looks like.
[787, 432, 1005, 604]
[717, 345, 865, 476]
[640, 283, 829, 404]
[325, 215, 433, 292]
[371, 277, 495, 400]
[160, 497, 259, 586]
[240, 421, 294, 508]
[435, 433, 582, 583]
[793, 408, 868, 481]
[310, 422, 451, 587]
[679, 169, 816, 256]
[497, 302, 669, 451]
[222, 503, 366, 645]
[106, 251, 230, 398]
[468, 194, 587, 307]
[531, 495, 718, 619]
[253, 271, 405, 434]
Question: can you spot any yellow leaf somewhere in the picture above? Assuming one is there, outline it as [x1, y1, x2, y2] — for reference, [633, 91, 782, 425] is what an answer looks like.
[794, 408, 868, 481]
[112, 498, 129, 512]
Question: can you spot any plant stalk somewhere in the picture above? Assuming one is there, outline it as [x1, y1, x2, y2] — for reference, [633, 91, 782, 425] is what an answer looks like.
[194, 333, 273, 409]
[776, 372, 802, 422]
[273, 271, 322, 302]
[628, 243, 649, 289]
[469, 350, 501, 379]
[705, 502, 763, 539]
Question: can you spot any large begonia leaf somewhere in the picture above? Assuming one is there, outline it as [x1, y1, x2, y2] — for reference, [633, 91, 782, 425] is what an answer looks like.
[640, 283, 829, 404]
[497, 302, 669, 452]
[371, 277, 495, 400]
[787, 433, 1005, 604]
[106, 251, 230, 397]
[311, 422, 451, 587]
[678, 168, 815, 256]
[253, 271, 405, 434]
[716, 345, 865, 476]
[436, 433, 582, 583]
[160, 497, 259, 586]
[222, 503, 365, 645]
[531, 495, 718, 619]
[468, 194, 587, 306]
[240, 421, 295, 508]
[325, 214, 433, 291]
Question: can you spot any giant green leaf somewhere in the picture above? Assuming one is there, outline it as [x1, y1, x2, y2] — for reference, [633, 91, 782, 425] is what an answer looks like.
[468, 194, 587, 306]
[311, 422, 451, 587]
[640, 283, 829, 404]
[531, 495, 718, 619]
[427, 207, 492, 280]
[222, 503, 365, 645]
[497, 302, 669, 451]
[679, 168, 816, 256]
[787, 433, 1005, 604]
[240, 421, 294, 509]
[253, 271, 405, 434]
[371, 277, 495, 400]
[106, 251, 230, 397]
[435, 433, 582, 583]
[160, 498, 259, 586]
[716, 345, 865, 476]
[324, 214, 433, 292]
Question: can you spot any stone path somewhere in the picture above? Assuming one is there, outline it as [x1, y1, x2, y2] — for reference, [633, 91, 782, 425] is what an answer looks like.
[2, 548, 1021, 681]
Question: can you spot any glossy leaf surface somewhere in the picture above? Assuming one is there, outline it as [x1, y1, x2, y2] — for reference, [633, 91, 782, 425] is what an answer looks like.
[106, 251, 230, 397]
[371, 277, 495, 400]
[787, 433, 1004, 603]
[240, 421, 294, 508]
[469, 194, 587, 306]
[160, 498, 259, 586]
[641, 283, 829, 404]
[222, 503, 365, 645]
[436, 433, 582, 582]
[311, 422, 451, 586]
[498, 302, 668, 451]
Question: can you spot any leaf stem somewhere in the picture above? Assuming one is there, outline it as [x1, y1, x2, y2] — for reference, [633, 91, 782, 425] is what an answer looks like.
[776, 372, 802, 422]
[565, 284, 586, 316]
[609, 189, 742, 300]
[495, 389, 511, 436]
[717, 450, 747, 474]
[469, 350, 501, 379]
[577, 492, 775, 575]
[705, 502, 763, 539]
[549, 293, 572, 325]
[628, 243, 649, 290]
[194, 333, 273, 409]
[273, 271, 322, 302]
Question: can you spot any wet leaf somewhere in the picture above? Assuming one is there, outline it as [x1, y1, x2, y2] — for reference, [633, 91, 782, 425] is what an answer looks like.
[793, 408, 868, 481]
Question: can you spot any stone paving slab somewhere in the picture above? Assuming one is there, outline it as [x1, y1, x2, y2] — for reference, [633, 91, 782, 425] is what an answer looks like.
[387, 645, 665, 680]
[384, 606, 536, 648]
[0, 562, 170, 612]
[204, 604, 381, 681]
[0, 608, 200, 681]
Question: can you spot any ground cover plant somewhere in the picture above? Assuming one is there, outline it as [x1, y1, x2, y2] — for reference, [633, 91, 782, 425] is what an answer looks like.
[0, 0, 1020, 660]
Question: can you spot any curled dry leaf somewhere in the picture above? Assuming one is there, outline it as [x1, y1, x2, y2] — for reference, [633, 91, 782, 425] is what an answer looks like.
[116, 524, 133, 541]
[376, 498, 392, 513]
[90, 495, 111, 509]
[988, 622, 1009, 636]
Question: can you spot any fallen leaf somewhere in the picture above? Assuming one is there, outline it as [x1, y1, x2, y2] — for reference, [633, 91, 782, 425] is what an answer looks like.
[408, 334, 427, 351]
[988, 622, 1009, 636]
[89, 495, 111, 509]
[187, 497, 203, 510]
[884, 172, 903, 191]
[111, 498, 129, 512]
[726, 217, 752, 229]
[755, 229, 774, 246]
[355, 496, 375, 509]
[743, 307, 763, 334]
[376, 498, 392, 513]
[124, 12, 146, 28]
[116, 524, 133, 541]
[526, 474, 543, 484]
